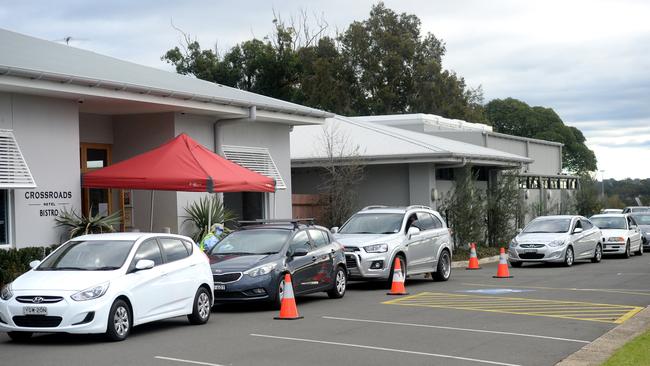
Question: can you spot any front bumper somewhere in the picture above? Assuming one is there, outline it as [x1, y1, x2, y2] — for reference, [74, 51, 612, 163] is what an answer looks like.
[0, 291, 111, 334]
[508, 245, 566, 263]
[345, 251, 391, 280]
[212, 273, 277, 303]
[603, 241, 626, 254]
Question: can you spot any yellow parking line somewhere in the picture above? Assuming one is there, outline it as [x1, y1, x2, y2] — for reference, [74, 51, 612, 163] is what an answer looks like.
[383, 292, 643, 324]
[461, 282, 650, 297]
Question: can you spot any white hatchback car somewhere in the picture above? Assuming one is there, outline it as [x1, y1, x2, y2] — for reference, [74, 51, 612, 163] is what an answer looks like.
[0, 233, 213, 342]
[589, 214, 643, 257]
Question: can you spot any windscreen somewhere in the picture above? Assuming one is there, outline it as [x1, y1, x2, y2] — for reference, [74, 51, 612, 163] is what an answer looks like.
[210, 229, 290, 255]
[38, 240, 135, 270]
[339, 213, 404, 234]
[590, 217, 626, 230]
[523, 218, 572, 233]
[631, 214, 650, 225]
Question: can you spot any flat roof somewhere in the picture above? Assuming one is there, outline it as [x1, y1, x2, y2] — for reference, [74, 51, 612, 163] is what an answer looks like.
[0, 28, 332, 119]
[291, 116, 532, 167]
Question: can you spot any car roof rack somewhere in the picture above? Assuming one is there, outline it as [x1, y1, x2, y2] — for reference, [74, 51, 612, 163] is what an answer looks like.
[406, 205, 432, 211]
[361, 205, 388, 211]
[238, 218, 315, 229]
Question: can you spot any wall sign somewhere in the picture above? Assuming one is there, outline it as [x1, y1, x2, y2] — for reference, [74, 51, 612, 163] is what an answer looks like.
[24, 190, 73, 217]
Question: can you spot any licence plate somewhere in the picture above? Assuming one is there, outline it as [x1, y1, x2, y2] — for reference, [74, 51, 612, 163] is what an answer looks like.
[23, 306, 47, 316]
[524, 249, 537, 254]
[214, 284, 226, 291]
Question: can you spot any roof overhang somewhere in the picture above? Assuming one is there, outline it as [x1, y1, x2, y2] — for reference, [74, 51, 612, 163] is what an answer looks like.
[292, 153, 529, 168]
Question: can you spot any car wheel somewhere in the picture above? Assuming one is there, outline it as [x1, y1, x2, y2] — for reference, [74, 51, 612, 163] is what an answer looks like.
[623, 241, 631, 258]
[564, 246, 574, 267]
[327, 266, 347, 299]
[591, 244, 602, 263]
[433, 250, 451, 281]
[635, 242, 643, 256]
[510, 261, 523, 268]
[106, 299, 131, 342]
[7, 331, 32, 342]
[386, 255, 406, 289]
[187, 287, 211, 325]
[270, 275, 286, 310]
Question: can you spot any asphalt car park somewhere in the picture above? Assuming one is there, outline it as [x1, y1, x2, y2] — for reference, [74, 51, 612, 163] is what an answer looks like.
[1, 253, 648, 366]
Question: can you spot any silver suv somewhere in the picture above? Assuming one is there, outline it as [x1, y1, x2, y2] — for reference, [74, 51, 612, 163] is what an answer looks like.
[332, 205, 453, 284]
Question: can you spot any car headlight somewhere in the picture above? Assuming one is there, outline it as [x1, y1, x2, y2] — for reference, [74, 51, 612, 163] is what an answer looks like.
[71, 282, 109, 301]
[548, 239, 566, 247]
[364, 244, 389, 253]
[0, 283, 13, 301]
[244, 263, 277, 277]
[608, 237, 625, 242]
[509, 238, 518, 248]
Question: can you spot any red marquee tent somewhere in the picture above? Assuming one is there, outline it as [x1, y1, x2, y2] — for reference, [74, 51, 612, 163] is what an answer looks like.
[83, 133, 275, 193]
[82, 133, 275, 230]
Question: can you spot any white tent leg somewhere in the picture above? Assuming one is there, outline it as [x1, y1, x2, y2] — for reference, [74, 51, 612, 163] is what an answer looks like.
[149, 190, 155, 232]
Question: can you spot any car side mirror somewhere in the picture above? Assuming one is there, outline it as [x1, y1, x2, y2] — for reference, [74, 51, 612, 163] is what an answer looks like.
[29, 260, 41, 269]
[407, 226, 421, 239]
[135, 259, 155, 271]
[330, 227, 339, 234]
[573, 227, 583, 234]
[292, 248, 309, 257]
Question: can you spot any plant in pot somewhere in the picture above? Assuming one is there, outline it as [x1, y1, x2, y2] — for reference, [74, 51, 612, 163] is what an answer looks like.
[55, 207, 122, 239]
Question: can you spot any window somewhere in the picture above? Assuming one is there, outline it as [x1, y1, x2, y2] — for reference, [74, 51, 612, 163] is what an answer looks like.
[431, 215, 444, 229]
[519, 178, 529, 189]
[309, 229, 330, 248]
[435, 168, 455, 181]
[0, 190, 8, 245]
[559, 179, 568, 189]
[471, 166, 488, 181]
[416, 212, 435, 230]
[160, 238, 190, 262]
[581, 219, 593, 230]
[131, 239, 163, 268]
[550, 179, 559, 189]
[288, 231, 311, 254]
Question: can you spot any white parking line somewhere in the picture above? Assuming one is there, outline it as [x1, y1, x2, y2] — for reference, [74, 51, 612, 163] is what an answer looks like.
[322, 316, 591, 343]
[154, 356, 224, 366]
[250, 333, 522, 366]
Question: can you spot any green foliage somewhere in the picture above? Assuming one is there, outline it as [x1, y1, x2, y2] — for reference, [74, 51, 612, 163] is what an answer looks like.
[0, 245, 58, 288]
[602, 178, 650, 206]
[453, 246, 501, 261]
[602, 329, 650, 366]
[54, 208, 121, 239]
[484, 98, 597, 173]
[486, 171, 521, 247]
[183, 195, 236, 242]
[162, 2, 485, 122]
[574, 173, 602, 217]
[441, 166, 486, 247]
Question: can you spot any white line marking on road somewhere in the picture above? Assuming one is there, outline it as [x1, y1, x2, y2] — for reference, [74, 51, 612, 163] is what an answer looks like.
[154, 356, 224, 366]
[250, 333, 522, 366]
[322, 316, 591, 343]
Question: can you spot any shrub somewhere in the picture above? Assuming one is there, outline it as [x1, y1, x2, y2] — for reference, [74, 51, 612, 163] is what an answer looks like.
[55, 207, 122, 239]
[0, 245, 58, 288]
[183, 195, 235, 242]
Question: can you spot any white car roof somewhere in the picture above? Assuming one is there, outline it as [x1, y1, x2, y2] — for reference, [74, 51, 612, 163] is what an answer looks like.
[72, 232, 194, 242]
[591, 214, 627, 218]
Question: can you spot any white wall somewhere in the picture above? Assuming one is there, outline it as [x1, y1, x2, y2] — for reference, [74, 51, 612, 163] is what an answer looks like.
[220, 122, 292, 218]
[113, 113, 177, 233]
[79, 113, 114, 144]
[0, 93, 81, 248]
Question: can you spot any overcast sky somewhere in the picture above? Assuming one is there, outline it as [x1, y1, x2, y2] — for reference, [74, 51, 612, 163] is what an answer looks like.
[1, 0, 648, 180]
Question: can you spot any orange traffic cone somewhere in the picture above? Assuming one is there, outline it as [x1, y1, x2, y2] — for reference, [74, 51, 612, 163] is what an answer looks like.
[274, 273, 303, 320]
[493, 247, 513, 278]
[387, 258, 409, 295]
[466, 243, 481, 270]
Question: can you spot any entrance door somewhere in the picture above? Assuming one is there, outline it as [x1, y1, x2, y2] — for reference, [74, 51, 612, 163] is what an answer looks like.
[80, 143, 112, 217]
[224, 192, 266, 222]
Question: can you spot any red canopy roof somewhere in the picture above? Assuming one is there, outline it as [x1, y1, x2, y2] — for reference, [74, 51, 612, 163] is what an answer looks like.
[83, 133, 275, 192]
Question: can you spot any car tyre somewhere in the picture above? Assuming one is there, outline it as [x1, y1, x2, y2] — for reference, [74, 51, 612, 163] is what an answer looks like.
[106, 299, 131, 342]
[327, 266, 347, 299]
[635, 242, 643, 256]
[564, 246, 574, 267]
[187, 287, 211, 325]
[386, 255, 406, 289]
[510, 261, 523, 268]
[7, 331, 32, 342]
[270, 275, 286, 310]
[623, 241, 631, 258]
[433, 249, 451, 281]
[591, 244, 602, 263]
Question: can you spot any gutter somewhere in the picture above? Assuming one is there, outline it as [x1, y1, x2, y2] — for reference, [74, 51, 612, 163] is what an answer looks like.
[0, 65, 333, 119]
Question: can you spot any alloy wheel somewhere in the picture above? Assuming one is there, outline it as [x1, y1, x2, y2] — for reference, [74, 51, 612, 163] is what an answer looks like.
[197, 292, 210, 320]
[113, 306, 129, 337]
[440, 252, 451, 279]
[566, 247, 574, 266]
[335, 270, 346, 295]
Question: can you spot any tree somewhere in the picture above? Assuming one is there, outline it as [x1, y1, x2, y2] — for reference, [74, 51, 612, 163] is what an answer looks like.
[574, 173, 602, 216]
[485, 98, 597, 173]
[441, 166, 485, 248]
[486, 171, 521, 247]
[317, 122, 365, 227]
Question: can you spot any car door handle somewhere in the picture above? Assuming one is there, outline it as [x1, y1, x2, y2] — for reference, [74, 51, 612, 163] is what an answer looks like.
[311, 256, 317, 262]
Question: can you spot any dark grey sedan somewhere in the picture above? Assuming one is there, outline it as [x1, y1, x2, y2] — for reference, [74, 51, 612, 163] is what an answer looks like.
[207, 221, 347, 308]
[630, 213, 650, 252]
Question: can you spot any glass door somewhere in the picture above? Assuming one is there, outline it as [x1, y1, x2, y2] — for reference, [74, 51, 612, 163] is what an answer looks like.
[80, 143, 112, 217]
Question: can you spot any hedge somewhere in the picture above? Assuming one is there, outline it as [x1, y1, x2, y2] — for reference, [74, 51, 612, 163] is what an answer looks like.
[0, 246, 58, 288]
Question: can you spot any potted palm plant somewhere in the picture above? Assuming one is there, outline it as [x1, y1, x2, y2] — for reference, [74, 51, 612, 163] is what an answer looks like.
[183, 194, 235, 242]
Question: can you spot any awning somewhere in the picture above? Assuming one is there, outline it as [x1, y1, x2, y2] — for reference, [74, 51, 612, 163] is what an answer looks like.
[222, 145, 287, 190]
[82, 134, 275, 192]
[0, 129, 36, 189]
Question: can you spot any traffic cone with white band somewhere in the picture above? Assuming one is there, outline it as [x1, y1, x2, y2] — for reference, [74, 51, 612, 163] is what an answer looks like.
[274, 273, 303, 320]
[466, 243, 481, 270]
[493, 248, 513, 278]
[387, 258, 409, 295]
